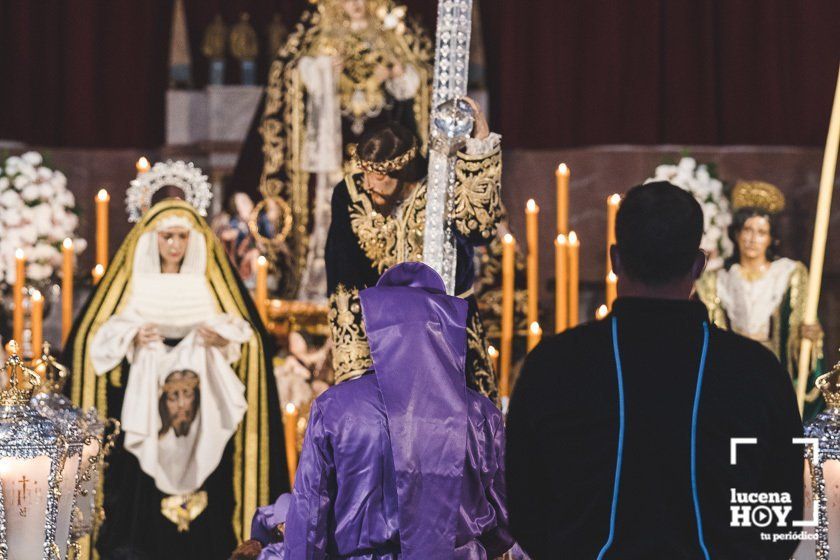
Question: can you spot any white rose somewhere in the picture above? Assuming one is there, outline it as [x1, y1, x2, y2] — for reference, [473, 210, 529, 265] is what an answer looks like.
[5, 156, 22, 175]
[678, 157, 697, 172]
[709, 179, 723, 198]
[21, 184, 41, 202]
[36, 167, 52, 181]
[13, 175, 30, 189]
[0, 189, 23, 209]
[695, 165, 711, 183]
[706, 225, 722, 243]
[32, 205, 54, 236]
[17, 223, 38, 245]
[39, 182, 54, 199]
[0, 177, 9, 191]
[21, 151, 43, 167]
[31, 242, 56, 261]
[57, 190, 75, 207]
[3, 211, 23, 228]
[18, 163, 37, 181]
[52, 171, 67, 189]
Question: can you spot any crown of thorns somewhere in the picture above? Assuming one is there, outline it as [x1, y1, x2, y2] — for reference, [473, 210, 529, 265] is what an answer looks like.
[350, 142, 418, 174]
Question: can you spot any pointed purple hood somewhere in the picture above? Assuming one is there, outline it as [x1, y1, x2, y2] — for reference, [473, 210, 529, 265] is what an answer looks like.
[359, 262, 469, 559]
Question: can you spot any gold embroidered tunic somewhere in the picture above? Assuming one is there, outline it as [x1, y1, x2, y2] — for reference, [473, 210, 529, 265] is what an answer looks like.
[326, 141, 502, 400]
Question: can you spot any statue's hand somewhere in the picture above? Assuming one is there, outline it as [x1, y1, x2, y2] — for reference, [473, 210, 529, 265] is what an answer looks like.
[134, 324, 162, 348]
[462, 96, 489, 140]
[198, 325, 229, 348]
[800, 323, 823, 342]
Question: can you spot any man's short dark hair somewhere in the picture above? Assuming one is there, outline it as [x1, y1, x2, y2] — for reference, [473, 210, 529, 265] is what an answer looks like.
[615, 181, 703, 285]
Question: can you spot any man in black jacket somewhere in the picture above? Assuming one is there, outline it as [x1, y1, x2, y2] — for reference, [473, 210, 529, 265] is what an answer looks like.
[506, 181, 804, 559]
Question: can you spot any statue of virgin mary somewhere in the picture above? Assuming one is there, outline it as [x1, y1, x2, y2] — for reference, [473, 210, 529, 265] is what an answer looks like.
[65, 198, 287, 559]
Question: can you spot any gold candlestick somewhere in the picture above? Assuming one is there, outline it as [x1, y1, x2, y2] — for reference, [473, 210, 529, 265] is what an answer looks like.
[62, 239, 74, 343]
[30, 290, 44, 359]
[13, 249, 25, 345]
[556, 163, 570, 236]
[283, 403, 299, 487]
[568, 232, 580, 327]
[526, 199, 540, 328]
[500, 234, 515, 399]
[255, 255, 268, 324]
[555, 234, 568, 333]
[96, 189, 110, 270]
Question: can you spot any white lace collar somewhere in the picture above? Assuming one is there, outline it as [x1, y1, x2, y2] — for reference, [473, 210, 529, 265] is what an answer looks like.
[716, 258, 797, 338]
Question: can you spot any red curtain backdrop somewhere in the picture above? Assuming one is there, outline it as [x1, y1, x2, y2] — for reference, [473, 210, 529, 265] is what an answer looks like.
[0, 0, 837, 149]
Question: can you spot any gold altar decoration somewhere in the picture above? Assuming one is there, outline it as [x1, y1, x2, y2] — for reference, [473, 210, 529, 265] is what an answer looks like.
[257, 0, 433, 296]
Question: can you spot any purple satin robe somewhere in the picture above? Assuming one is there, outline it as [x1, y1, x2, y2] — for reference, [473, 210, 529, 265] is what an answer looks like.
[284, 263, 512, 559]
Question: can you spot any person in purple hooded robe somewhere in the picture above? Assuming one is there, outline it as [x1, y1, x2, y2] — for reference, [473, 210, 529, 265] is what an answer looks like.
[284, 261, 513, 560]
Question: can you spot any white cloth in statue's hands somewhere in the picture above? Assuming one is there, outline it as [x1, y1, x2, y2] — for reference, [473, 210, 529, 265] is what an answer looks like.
[90, 312, 146, 374]
[385, 63, 420, 101]
[119, 315, 252, 496]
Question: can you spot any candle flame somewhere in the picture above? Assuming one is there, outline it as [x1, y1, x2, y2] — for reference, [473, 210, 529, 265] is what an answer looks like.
[136, 157, 151, 173]
[607, 271, 618, 283]
[62, 238, 73, 250]
[529, 321, 541, 335]
[93, 264, 105, 276]
[556, 234, 567, 245]
[15, 248, 24, 260]
[97, 189, 110, 202]
[596, 304, 609, 319]
[503, 233, 515, 245]
[526, 199, 538, 212]
[257, 255, 268, 266]
[568, 231, 579, 244]
[285, 402, 297, 414]
[557, 163, 569, 175]
[487, 345, 499, 358]
[31, 290, 43, 302]
[608, 193, 622, 206]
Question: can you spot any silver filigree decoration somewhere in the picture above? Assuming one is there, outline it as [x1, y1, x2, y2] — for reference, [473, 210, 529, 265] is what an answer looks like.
[805, 408, 840, 559]
[422, 0, 473, 295]
[126, 160, 212, 222]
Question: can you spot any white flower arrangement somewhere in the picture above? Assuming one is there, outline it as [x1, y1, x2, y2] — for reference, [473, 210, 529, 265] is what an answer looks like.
[645, 156, 733, 270]
[0, 151, 86, 286]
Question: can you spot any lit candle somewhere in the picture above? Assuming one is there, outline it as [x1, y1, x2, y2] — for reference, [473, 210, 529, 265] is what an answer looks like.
[13, 249, 24, 345]
[136, 157, 151, 175]
[283, 402, 299, 487]
[62, 239, 74, 343]
[527, 321, 542, 352]
[596, 304, 609, 320]
[92, 264, 105, 285]
[500, 234, 515, 399]
[255, 255, 268, 323]
[606, 194, 621, 275]
[556, 163, 570, 235]
[568, 231, 580, 327]
[606, 270, 618, 310]
[555, 234, 568, 333]
[95, 189, 110, 270]
[487, 345, 499, 375]
[525, 199, 540, 328]
[30, 290, 43, 359]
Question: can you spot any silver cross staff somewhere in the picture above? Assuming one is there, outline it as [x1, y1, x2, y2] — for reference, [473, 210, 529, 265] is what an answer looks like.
[422, 0, 474, 295]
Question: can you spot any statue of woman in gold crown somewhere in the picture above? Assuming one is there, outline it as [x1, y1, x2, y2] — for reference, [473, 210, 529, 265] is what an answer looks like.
[695, 180, 824, 418]
[247, 0, 432, 302]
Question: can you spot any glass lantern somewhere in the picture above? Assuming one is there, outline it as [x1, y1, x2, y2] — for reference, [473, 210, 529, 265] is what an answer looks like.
[29, 343, 110, 549]
[0, 342, 83, 560]
[798, 362, 840, 559]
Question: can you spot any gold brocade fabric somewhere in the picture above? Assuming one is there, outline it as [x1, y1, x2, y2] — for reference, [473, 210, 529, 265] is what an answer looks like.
[328, 146, 503, 399]
[258, 3, 433, 296]
[161, 491, 208, 533]
[67, 200, 279, 554]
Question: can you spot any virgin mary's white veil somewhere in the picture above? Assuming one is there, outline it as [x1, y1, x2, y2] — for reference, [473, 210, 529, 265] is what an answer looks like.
[126, 217, 218, 340]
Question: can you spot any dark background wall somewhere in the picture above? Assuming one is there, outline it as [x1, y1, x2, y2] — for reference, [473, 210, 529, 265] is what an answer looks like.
[1, 0, 838, 149]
